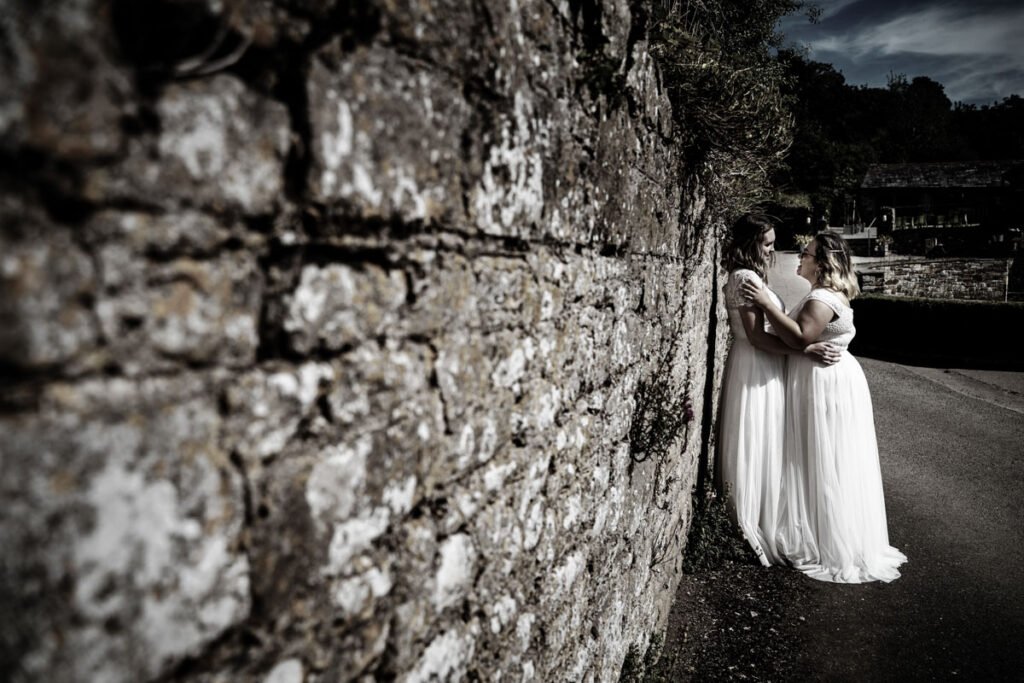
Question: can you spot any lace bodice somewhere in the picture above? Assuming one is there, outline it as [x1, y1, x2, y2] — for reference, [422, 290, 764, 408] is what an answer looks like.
[724, 269, 784, 341]
[791, 288, 856, 348]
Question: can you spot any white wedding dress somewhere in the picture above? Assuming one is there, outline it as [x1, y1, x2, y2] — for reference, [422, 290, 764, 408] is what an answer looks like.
[777, 288, 907, 583]
[719, 269, 786, 566]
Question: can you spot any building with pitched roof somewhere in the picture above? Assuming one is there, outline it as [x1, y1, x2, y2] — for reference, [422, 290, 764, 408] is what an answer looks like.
[859, 160, 1024, 232]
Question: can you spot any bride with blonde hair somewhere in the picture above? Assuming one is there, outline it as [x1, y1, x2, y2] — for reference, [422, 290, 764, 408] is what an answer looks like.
[743, 231, 906, 583]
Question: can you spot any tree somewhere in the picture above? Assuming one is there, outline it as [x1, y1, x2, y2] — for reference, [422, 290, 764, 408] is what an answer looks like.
[771, 54, 1023, 230]
[880, 75, 957, 162]
[770, 51, 885, 226]
[954, 95, 1024, 160]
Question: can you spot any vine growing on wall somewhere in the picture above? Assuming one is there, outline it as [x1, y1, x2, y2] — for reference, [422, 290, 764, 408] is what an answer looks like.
[627, 310, 698, 578]
[629, 366, 695, 576]
[628, 377, 693, 470]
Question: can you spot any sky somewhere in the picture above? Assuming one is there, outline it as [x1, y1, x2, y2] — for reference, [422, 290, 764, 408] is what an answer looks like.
[777, 0, 1024, 105]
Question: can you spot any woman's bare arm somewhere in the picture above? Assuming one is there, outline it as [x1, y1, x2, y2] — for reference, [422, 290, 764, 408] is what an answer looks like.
[739, 305, 790, 354]
[738, 305, 840, 363]
[741, 282, 835, 349]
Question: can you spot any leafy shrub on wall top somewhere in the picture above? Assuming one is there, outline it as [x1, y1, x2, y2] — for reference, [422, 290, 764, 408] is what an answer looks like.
[642, 0, 814, 215]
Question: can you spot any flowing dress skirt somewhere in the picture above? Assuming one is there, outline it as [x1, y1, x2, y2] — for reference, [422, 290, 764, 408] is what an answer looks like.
[777, 351, 907, 582]
[719, 338, 786, 566]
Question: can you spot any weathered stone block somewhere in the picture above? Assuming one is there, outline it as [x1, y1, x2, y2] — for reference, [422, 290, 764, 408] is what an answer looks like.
[87, 75, 289, 214]
[95, 248, 262, 373]
[85, 209, 236, 256]
[307, 47, 471, 223]
[403, 620, 481, 683]
[468, 90, 550, 239]
[0, 223, 99, 369]
[369, 0, 498, 84]
[472, 255, 552, 329]
[283, 262, 407, 354]
[223, 361, 336, 462]
[401, 250, 482, 334]
[0, 375, 249, 682]
[0, 0, 129, 159]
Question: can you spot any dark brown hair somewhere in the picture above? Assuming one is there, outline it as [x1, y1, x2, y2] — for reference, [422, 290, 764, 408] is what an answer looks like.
[723, 213, 775, 279]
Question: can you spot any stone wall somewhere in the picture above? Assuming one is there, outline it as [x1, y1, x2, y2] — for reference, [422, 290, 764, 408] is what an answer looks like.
[0, 1, 728, 681]
[857, 257, 1012, 301]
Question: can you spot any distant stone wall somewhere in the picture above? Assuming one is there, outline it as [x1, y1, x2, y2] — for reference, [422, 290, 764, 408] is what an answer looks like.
[0, 1, 728, 682]
[857, 258, 1011, 301]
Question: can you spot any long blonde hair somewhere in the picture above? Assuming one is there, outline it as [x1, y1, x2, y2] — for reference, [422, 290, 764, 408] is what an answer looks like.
[812, 232, 860, 299]
[723, 214, 775, 279]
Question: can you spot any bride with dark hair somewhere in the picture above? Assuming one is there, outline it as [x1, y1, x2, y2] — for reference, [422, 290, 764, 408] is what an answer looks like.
[743, 231, 907, 583]
[718, 215, 838, 566]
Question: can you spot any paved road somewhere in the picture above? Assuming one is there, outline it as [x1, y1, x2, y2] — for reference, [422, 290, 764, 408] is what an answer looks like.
[770, 252, 1024, 679]
[795, 356, 1024, 680]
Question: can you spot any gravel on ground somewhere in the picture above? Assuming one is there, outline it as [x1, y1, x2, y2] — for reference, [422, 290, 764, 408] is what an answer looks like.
[646, 556, 813, 682]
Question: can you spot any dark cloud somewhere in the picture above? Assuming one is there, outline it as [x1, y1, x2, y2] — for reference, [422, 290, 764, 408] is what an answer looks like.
[778, 0, 1024, 104]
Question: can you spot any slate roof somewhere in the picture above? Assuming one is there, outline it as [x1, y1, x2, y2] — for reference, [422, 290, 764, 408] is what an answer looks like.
[861, 161, 1024, 189]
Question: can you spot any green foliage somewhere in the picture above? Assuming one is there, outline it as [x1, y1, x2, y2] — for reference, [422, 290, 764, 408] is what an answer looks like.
[882, 75, 958, 162]
[619, 642, 645, 683]
[772, 50, 885, 216]
[681, 486, 752, 574]
[640, 1, 812, 217]
[774, 50, 1024, 223]
[953, 94, 1024, 161]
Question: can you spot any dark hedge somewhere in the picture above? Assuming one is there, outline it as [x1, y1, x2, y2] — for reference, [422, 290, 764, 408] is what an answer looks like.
[850, 294, 1024, 370]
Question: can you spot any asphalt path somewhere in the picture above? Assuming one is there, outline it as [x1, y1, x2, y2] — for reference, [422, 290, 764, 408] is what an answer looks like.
[769, 253, 1024, 680]
[798, 356, 1024, 680]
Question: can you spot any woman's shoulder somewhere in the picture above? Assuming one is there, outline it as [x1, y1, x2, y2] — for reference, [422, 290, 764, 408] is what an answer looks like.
[725, 268, 764, 309]
[728, 268, 763, 286]
[807, 287, 850, 311]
